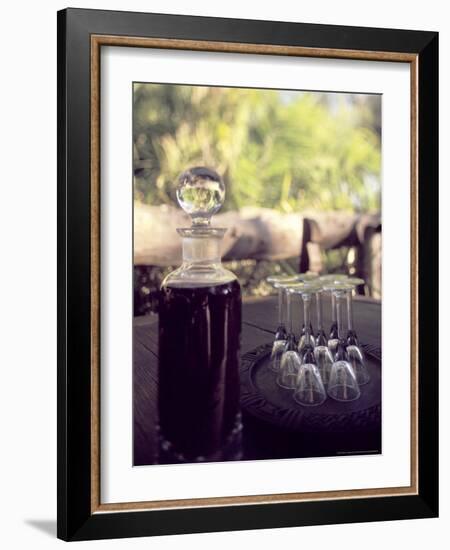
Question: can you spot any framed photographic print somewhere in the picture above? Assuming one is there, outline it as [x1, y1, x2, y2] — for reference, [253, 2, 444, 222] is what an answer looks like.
[57, 7, 438, 541]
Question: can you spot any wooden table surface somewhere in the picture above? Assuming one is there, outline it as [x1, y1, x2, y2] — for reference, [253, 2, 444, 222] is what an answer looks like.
[133, 294, 381, 465]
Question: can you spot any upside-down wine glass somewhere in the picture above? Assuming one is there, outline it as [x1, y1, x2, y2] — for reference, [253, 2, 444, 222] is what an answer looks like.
[325, 282, 361, 402]
[266, 274, 297, 373]
[291, 285, 327, 406]
[318, 274, 347, 359]
[343, 276, 364, 346]
[297, 273, 318, 352]
[344, 277, 370, 386]
[276, 283, 302, 390]
[313, 284, 334, 386]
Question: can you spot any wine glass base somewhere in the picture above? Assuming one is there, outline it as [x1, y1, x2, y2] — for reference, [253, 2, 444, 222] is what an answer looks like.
[327, 385, 361, 402]
[276, 376, 297, 390]
[293, 391, 326, 406]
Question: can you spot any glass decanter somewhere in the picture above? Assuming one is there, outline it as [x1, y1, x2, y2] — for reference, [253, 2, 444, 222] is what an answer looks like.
[157, 167, 242, 463]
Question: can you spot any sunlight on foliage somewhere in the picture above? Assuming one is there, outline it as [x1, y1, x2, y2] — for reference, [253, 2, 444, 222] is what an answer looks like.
[133, 84, 381, 213]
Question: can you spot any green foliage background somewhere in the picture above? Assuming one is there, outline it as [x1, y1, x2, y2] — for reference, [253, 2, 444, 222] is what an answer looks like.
[133, 83, 381, 214]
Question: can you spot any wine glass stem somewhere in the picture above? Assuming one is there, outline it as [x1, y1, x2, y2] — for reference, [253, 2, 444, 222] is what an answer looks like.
[336, 292, 344, 340]
[303, 296, 311, 340]
[286, 292, 292, 334]
[278, 288, 284, 326]
[346, 290, 354, 331]
[316, 291, 323, 331]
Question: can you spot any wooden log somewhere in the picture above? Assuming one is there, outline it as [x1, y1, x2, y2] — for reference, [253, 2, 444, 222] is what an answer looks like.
[133, 201, 381, 267]
[304, 211, 381, 249]
[134, 202, 305, 266]
[357, 230, 382, 299]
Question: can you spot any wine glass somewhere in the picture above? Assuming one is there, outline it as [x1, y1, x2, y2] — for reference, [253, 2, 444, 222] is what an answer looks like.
[344, 277, 370, 386]
[343, 276, 365, 346]
[314, 283, 327, 346]
[323, 282, 361, 402]
[276, 283, 302, 389]
[289, 284, 326, 406]
[313, 284, 334, 386]
[266, 275, 297, 373]
[297, 273, 318, 350]
[284, 281, 316, 358]
[297, 280, 316, 353]
[318, 274, 347, 358]
[267, 273, 317, 359]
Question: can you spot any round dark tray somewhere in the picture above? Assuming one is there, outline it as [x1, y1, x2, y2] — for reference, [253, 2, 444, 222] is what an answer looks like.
[240, 342, 381, 433]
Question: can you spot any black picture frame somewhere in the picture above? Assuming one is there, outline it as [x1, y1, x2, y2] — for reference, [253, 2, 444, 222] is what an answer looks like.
[57, 7, 438, 541]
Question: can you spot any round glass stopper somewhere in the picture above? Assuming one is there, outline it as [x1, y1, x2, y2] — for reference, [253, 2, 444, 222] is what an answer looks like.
[177, 166, 225, 226]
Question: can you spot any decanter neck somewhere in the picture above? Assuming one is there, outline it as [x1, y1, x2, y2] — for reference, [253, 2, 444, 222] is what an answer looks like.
[181, 235, 222, 264]
[162, 229, 236, 288]
[161, 226, 236, 288]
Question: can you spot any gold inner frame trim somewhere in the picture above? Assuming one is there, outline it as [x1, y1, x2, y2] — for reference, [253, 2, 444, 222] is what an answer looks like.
[90, 34, 419, 514]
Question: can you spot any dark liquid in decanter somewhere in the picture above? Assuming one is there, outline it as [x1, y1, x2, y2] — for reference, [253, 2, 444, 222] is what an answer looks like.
[158, 279, 242, 462]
